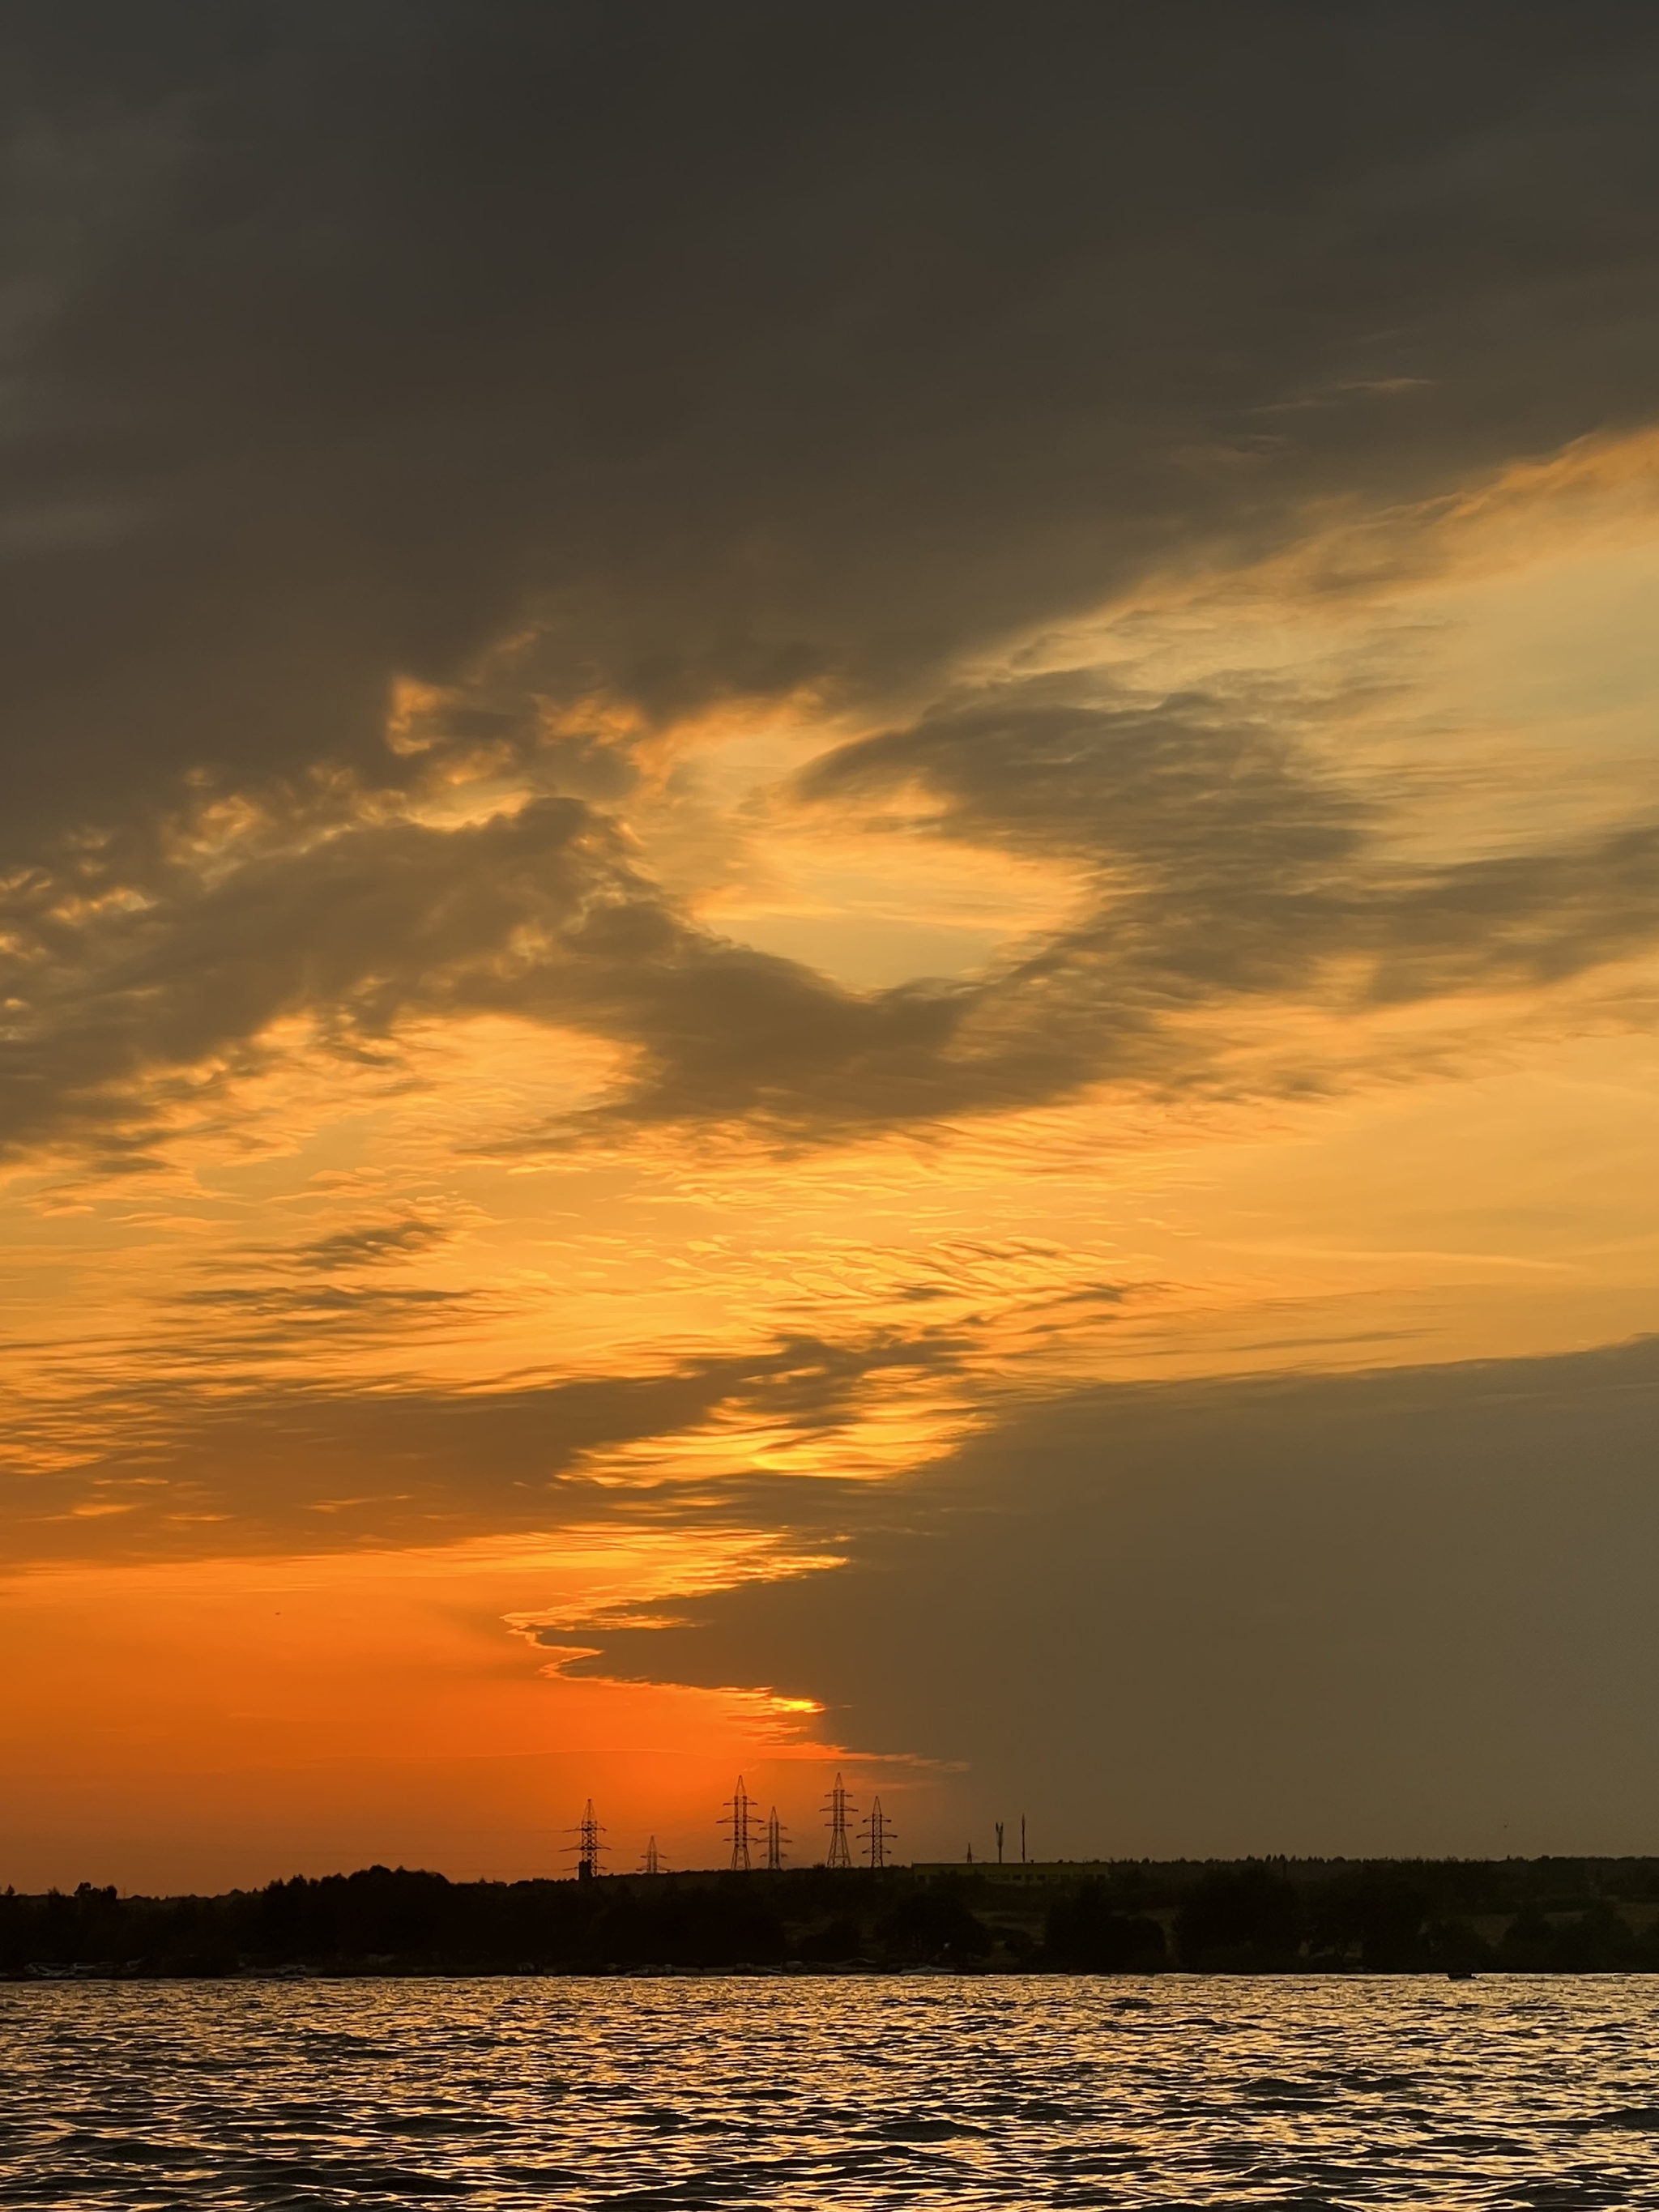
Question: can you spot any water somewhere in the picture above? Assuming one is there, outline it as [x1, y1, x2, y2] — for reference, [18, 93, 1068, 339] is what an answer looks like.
[3, 1975, 1659, 2208]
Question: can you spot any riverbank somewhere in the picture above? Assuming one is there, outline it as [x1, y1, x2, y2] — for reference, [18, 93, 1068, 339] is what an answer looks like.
[8, 1855, 1659, 1978]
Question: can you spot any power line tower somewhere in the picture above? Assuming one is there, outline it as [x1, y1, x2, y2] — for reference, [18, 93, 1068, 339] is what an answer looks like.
[565, 1798, 606, 1882]
[861, 1795, 895, 1870]
[1021, 1814, 1028, 1865]
[765, 1806, 788, 1871]
[639, 1835, 668, 1875]
[720, 1775, 757, 1870]
[995, 1820, 1004, 1865]
[823, 1771, 855, 1868]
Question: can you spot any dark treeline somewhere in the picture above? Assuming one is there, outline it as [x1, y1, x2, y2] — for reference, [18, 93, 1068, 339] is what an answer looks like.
[8, 1857, 1659, 1979]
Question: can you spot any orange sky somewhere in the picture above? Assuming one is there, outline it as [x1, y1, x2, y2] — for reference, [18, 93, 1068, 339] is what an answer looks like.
[6, 433, 1659, 1884]
[7, 18, 1659, 1885]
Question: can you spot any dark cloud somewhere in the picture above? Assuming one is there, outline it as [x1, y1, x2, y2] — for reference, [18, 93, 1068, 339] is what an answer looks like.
[2, 2, 1659, 842]
[0, 793, 616, 1161]
[794, 670, 1659, 1032]
[0, 775, 971, 1161]
[6, 663, 1658, 1163]
[558, 1334, 1659, 1855]
[1, 6, 1658, 1159]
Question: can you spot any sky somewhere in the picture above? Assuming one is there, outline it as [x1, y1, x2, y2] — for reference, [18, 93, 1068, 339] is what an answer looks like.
[6, 2, 1659, 1892]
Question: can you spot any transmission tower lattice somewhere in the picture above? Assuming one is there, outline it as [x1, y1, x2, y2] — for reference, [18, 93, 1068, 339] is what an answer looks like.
[640, 1835, 668, 1875]
[765, 1806, 789, 1871]
[861, 1795, 895, 1870]
[721, 1775, 757, 1870]
[565, 1798, 607, 1881]
[823, 1771, 855, 1869]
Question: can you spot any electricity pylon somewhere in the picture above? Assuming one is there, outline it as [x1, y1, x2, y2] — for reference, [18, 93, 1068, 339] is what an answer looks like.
[720, 1775, 757, 1870]
[765, 1806, 789, 1871]
[640, 1835, 668, 1874]
[565, 1798, 606, 1881]
[823, 1771, 855, 1868]
[861, 1795, 895, 1870]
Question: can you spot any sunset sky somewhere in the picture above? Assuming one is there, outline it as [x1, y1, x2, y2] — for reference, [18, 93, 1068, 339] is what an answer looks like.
[6, 3, 1659, 1892]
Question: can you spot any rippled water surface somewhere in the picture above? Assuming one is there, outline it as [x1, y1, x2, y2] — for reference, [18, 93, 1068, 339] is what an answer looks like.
[5, 1975, 1659, 2208]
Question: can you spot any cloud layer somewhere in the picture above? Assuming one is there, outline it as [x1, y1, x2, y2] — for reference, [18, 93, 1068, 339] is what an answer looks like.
[6, 2, 1659, 829]
[2, 3, 1659, 1169]
[6, 5, 1659, 1873]
[556, 1335, 1659, 1856]
[6, 657, 1658, 1169]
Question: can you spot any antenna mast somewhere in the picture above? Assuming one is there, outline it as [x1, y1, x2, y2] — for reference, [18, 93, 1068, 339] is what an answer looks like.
[823, 1771, 855, 1868]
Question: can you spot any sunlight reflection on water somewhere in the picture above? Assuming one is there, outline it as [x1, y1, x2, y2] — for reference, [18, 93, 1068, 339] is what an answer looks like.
[4, 1974, 1659, 2208]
